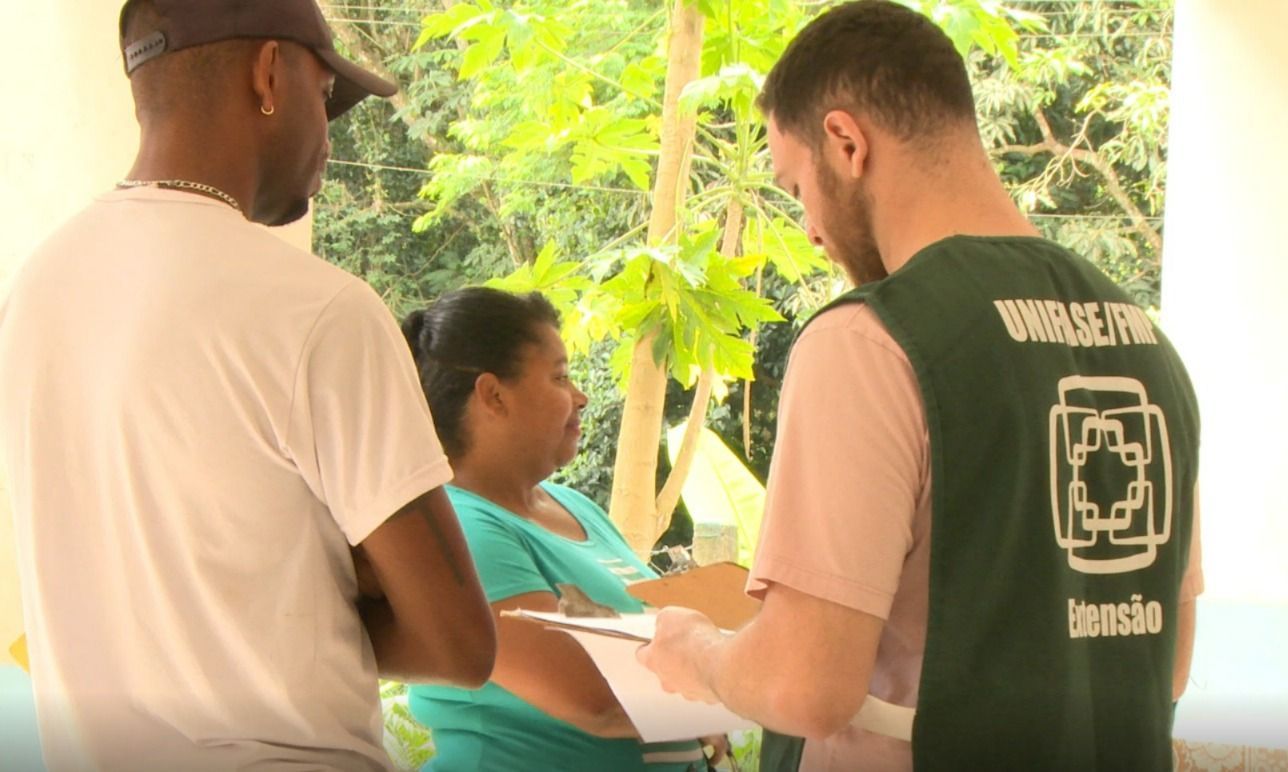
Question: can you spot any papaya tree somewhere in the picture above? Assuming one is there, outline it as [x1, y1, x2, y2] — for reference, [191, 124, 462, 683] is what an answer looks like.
[412, 0, 801, 555]
[313, 2, 1177, 763]
[408, 0, 1043, 556]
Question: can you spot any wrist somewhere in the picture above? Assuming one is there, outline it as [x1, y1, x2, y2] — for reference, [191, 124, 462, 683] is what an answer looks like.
[692, 627, 729, 702]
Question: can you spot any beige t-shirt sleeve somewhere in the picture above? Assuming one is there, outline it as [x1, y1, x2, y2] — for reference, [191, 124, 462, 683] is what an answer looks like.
[285, 281, 453, 546]
[748, 304, 928, 621]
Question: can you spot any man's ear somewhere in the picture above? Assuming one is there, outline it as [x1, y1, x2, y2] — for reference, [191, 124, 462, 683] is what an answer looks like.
[821, 109, 869, 180]
[473, 372, 507, 417]
[250, 40, 282, 115]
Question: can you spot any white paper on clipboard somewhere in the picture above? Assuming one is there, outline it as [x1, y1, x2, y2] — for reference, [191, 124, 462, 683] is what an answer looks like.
[504, 611, 753, 742]
[503, 610, 915, 742]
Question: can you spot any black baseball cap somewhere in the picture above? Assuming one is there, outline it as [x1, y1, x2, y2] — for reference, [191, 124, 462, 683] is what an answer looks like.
[119, 0, 397, 120]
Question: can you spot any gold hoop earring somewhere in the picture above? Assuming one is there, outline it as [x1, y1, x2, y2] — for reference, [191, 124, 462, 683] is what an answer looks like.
[260, 104, 275, 116]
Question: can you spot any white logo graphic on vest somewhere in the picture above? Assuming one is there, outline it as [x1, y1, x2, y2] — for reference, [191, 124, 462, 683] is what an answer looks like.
[1049, 376, 1173, 575]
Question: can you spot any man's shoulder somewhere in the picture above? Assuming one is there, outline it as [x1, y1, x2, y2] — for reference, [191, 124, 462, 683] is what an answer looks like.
[218, 225, 384, 326]
[225, 223, 360, 289]
[796, 299, 908, 362]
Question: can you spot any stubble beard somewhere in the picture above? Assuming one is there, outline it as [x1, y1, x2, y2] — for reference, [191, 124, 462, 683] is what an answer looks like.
[816, 161, 887, 285]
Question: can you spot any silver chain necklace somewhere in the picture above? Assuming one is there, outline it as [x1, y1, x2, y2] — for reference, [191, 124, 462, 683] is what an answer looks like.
[117, 179, 242, 213]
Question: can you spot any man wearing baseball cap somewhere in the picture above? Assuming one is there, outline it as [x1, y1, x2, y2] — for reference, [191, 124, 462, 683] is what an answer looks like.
[0, 2, 496, 769]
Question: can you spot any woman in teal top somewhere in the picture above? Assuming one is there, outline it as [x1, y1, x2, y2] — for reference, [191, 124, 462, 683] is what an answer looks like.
[400, 288, 719, 772]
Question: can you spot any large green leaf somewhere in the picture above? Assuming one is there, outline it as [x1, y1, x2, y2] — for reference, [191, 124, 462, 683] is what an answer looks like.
[678, 64, 765, 121]
[666, 420, 765, 566]
[415, 3, 487, 49]
[458, 23, 507, 80]
[486, 242, 599, 346]
[743, 216, 829, 282]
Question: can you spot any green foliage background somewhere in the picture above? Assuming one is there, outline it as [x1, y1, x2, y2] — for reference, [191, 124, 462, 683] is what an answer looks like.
[317, 0, 1171, 554]
[313, 1, 1174, 766]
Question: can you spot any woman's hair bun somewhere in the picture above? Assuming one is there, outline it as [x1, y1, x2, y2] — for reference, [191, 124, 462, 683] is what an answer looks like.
[400, 309, 431, 353]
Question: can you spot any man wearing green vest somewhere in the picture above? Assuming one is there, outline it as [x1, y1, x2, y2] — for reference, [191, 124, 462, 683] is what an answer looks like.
[637, 1, 1201, 769]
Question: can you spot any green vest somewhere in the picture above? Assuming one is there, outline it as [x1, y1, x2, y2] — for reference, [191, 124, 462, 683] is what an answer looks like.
[767, 236, 1199, 771]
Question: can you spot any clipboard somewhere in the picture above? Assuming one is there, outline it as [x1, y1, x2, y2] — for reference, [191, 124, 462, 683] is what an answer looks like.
[627, 561, 761, 631]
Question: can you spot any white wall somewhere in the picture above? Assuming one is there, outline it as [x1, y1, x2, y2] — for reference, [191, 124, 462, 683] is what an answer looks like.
[1164, 0, 1288, 749]
[0, 1, 310, 668]
[0, 0, 137, 670]
[0, 3, 138, 286]
[1161, 0, 1288, 604]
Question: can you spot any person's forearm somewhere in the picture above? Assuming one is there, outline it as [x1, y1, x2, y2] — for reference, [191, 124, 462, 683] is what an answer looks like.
[356, 490, 497, 686]
[558, 701, 638, 738]
[707, 622, 862, 738]
[643, 592, 880, 740]
[644, 592, 886, 742]
[644, 613, 848, 737]
[489, 613, 641, 738]
[496, 651, 639, 739]
[359, 596, 492, 686]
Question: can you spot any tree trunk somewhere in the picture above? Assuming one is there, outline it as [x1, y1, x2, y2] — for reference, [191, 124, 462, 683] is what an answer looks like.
[652, 197, 745, 530]
[608, 0, 704, 558]
[654, 368, 715, 533]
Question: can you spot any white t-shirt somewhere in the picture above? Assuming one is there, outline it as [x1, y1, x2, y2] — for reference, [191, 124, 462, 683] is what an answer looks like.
[0, 188, 453, 771]
[748, 303, 1203, 771]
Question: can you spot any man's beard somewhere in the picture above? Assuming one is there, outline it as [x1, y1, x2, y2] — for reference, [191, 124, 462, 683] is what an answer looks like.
[816, 161, 887, 285]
